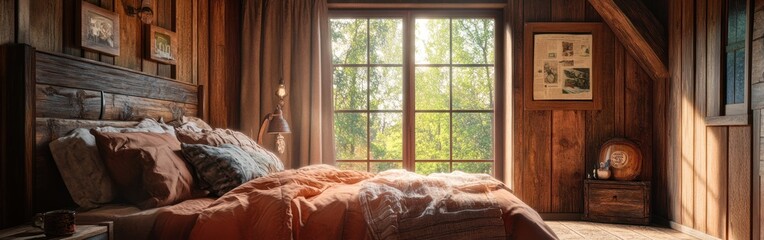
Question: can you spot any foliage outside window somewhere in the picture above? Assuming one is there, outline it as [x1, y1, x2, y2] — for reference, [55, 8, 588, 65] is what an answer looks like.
[330, 12, 499, 176]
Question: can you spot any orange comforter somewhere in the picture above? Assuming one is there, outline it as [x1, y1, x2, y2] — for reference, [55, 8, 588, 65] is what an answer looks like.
[187, 165, 557, 240]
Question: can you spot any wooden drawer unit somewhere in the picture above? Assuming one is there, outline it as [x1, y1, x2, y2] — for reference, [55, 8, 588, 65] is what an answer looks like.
[584, 180, 650, 225]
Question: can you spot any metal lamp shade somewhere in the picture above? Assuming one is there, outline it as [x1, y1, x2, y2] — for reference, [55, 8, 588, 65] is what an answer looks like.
[267, 113, 291, 134]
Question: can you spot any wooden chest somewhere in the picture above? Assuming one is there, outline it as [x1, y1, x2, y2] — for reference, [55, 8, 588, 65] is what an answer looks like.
[584, 180, 650, 225]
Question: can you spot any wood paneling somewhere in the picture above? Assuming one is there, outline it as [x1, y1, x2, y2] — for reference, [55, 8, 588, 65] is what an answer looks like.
[207, 0, 241, 129]
[587, 0, 669, 81]
[666, 0, 683, 223]
[692, 0, 708, 232]
[522, 111, 552, 212]
[512, 0, 655, 216]
[0, 0, 13, 45]
[0, 45, 35, 228]
[17, 0, 202, 84]
[728, 126, 752, 240]
[29, 0, 61, 52]
[679, 0, 695, 228]
[551, 111, 585, 213]
[706, 127, 728, 238]
[662, 0, 758, 239]
[197, 0, 209, 120]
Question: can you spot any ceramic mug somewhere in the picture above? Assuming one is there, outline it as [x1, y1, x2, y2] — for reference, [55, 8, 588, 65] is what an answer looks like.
[33, 210, 76, 237]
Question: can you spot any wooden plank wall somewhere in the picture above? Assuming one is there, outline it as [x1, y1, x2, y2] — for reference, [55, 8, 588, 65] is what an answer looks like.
[1, 0, 229, 125]
[207, 0, 241, 129]
[19, 0, 198, 83]
[512, 0, 656, 215]
[753, 0, 764, 239]
[664, 0, 758, 239]
[0, 0, 13, 45]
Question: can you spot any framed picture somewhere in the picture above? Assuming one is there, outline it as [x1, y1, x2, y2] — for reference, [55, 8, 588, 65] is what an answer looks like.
[146, 25, 178, 65]
[524, 22, 603, 110]
[80, 1, 120, 56]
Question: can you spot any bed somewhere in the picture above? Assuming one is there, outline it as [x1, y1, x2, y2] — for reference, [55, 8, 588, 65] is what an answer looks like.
[0, 44, 557, 239]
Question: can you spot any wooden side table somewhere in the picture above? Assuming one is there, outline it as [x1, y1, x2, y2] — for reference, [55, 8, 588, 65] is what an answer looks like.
[0, 221, 112, 240]
[584, 180, 650, 225]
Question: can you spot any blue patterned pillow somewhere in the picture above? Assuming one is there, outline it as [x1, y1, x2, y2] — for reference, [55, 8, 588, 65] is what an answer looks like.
[180, 143, 277, 196]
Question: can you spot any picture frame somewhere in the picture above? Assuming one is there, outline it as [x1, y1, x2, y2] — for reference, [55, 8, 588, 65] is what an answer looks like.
[80, 1, 120, 56]
[146, 25, 178, 65]
[524, 22, 603, 110]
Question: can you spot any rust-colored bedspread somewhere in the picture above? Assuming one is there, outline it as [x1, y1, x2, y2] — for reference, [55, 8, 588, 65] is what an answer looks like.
[183, 165, 557, 240]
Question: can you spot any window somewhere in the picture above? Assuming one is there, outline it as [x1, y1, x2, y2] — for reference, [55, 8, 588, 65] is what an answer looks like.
[329, 11, 503, 176]
[722, 0, 748, 116]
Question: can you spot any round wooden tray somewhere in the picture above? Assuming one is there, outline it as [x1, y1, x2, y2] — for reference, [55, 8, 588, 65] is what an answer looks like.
[598, 138, 642, 181]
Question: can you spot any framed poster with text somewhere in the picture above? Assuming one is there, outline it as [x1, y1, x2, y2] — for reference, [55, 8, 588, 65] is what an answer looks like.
[524, 22, 603, 110]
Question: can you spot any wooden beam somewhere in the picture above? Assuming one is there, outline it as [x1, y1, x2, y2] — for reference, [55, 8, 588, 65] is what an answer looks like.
[587, 0, 668, 81]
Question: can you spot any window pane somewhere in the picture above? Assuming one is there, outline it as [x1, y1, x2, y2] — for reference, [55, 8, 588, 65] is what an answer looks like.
[735, 0, 747, 42]
[727, 2, 738, 43]
[416, 162, 450, 175]
[453, 162, 493, 174]
[735, 49, 745, 103]
[726, 51, 736, 104]
[452, 19, 495, 64]
[333, 67, 368, 110]
[371, 162, 402, 173]
[331, 19, 367, 64]
[453, 113, 493, 160]
[453, 67, 494, 110]
[337, 162, 367, 171]
[416, 113, 450, 160]
[371, 113, 402, 160]
[415, 19, 450, 64]
[334, 113, 368, 160]
[415, 67, 450, 110]
[370, 19, 403, 64]
[370, 67, 403, 110]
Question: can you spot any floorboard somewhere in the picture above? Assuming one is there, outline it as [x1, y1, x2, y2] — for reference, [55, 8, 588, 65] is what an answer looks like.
[546, 221, 699, 240]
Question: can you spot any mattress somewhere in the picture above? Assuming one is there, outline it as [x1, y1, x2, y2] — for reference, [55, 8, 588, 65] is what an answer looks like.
[77, 198, 216, 240]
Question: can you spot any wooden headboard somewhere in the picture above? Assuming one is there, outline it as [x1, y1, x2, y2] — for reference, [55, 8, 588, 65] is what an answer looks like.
[0, 44, 204, 227]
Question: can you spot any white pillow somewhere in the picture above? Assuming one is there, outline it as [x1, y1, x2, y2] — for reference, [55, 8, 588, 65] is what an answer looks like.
[49, 128, 115, 209]
[49, 118, 178, 209]
[95, 118, 176, 136]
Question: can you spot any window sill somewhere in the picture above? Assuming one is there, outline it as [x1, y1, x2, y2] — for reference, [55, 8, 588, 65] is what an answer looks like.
[705, 114, 750, 126]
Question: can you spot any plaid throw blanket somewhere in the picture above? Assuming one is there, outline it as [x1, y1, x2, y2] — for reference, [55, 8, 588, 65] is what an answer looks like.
[359, 170, 507, 240]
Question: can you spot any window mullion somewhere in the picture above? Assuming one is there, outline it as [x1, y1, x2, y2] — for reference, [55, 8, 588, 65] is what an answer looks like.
[448, 18, 454, 173]
[366, 18, 371, 172]
[404, 12, 416, 171]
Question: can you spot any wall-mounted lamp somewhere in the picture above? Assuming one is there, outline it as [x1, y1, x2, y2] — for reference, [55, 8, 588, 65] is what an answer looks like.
[257, 83, 290, 154]
[124, 0, 154, 24]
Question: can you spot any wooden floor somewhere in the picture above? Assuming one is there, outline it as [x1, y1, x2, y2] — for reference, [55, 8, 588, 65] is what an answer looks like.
[547, 221, 698, 240]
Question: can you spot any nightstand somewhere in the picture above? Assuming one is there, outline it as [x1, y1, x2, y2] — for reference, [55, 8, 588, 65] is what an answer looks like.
[0, 221, 112, 240]
[584, 180, 650, 225]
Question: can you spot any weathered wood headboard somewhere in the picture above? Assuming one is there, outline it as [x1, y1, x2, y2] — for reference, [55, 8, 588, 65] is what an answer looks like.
[0, 44, 204, 227]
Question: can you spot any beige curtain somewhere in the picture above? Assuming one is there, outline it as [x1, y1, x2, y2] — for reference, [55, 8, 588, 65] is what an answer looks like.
[240, 0, 333, 169]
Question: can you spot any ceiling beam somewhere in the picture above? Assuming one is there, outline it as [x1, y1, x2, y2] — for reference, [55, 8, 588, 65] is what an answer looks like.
[588, 0, 669, 81]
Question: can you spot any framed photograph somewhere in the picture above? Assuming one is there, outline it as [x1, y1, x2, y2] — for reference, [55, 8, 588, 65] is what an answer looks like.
[146, 25, 178, 65]
[80, 1, 120, 56]
[524, 22, 603, 110]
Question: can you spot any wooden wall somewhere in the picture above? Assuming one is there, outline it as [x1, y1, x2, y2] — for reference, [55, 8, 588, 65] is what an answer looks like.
[0, 0, 247, 128]
[510, 0, 657, 216]
[662, 0, 757, 239]
[753, 0, 764, 239]
[15, 0, 203, 83]
[207, 0, 241, 129]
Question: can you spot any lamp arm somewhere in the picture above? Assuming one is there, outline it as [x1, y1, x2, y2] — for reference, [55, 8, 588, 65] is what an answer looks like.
[257, 113, 273, 144]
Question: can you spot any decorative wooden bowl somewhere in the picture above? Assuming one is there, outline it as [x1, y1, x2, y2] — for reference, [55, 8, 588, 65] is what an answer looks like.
[598, 138, 642, 181]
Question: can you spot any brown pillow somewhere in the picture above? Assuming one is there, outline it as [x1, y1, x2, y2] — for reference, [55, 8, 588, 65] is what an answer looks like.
[91, 131, 201, 209]
[176, 129, 284, 172]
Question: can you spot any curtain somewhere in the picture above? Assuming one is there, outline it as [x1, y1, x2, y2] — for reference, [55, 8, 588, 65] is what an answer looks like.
[240, 0, 333, 169]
